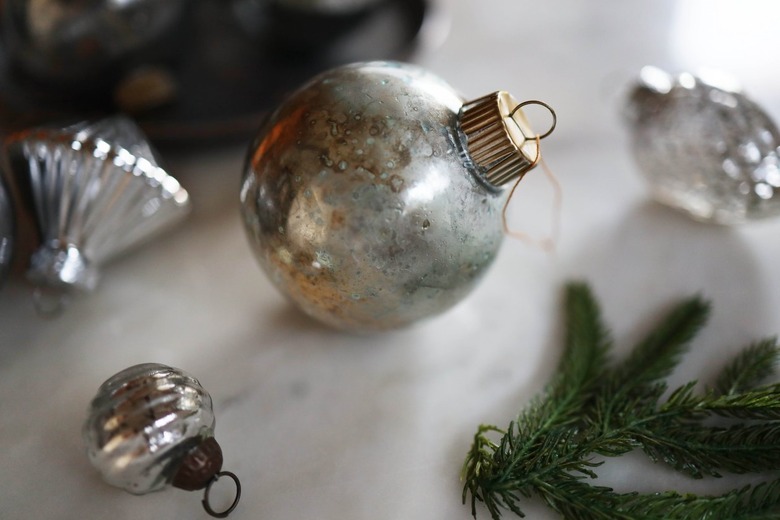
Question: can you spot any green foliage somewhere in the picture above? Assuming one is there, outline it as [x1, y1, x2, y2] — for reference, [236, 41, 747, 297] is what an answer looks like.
[714, 339, 780, 396]
[462, 282, 780, 519]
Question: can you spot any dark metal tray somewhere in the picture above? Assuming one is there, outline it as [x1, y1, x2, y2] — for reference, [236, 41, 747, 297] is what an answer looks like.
[0, 0, 434, 146]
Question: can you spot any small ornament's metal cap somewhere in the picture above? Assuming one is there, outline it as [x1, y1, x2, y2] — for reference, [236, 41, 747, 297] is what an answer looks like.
[172, 437, 224, 491]
[3, 116, 190, 315]
[459, 92, 556, 187]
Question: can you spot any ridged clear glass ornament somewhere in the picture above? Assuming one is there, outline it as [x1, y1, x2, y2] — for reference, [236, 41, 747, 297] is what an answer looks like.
[625, 66, 780, 224]
[4, 116, 190, 311]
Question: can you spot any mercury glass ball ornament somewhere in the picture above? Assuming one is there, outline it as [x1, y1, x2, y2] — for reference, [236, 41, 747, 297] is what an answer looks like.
[624, 66, 780, 224]
[240, 61, 555, 331]
[83, 363, 241, 518]
[1, 0, 187, 89]
[0, 175, 14, 287]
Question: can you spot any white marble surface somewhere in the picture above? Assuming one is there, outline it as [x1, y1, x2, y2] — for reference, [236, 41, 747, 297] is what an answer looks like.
[3, 1, 780, 518]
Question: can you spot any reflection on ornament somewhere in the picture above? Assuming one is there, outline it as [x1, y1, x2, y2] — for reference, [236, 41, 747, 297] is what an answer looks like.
[84, 363, 241, 518]
[240, 61, 555, 332]
[3, 117, 190, 314]
[0, 175, 14, 287]
[624, 66, 780, 224]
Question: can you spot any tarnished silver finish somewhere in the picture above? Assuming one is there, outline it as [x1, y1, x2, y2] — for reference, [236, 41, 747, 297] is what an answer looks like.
[0, 176, 14, 286]
[240, 61, 549, 331]
[4, 117, 190, 311]
[83, 363, 216, 495]
[1, 0, 187, 88]
[625, 66, 780, 224]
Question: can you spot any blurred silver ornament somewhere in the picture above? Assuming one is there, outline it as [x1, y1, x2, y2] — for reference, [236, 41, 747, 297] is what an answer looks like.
[84, 363, 241, 518]
[1, 0, 188, 90]
[0, 175, 14, 287]
[624, 66, 780, 224]
[3, 116, 190, 313]
[240, 61, 555, 332]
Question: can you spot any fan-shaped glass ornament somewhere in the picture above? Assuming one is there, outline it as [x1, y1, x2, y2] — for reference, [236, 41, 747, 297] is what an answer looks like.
[0, 174, 14, 287]
[3, 117, 190, 313]
[240, 61, 555, 332]
[624, 66, 780, 224]
[84, 363, 241, 518]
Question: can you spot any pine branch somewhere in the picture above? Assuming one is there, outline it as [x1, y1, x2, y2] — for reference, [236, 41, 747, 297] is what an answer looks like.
[555, 282, 611, 402]
[634, 421, 780, 478]
[462, 282, 780, 520]
[714, 339, 780, 396]
[462, 282, 611, 517]
[697, 384, 780, 420]
[612, 295, 709, 390]
[541, 476, 780, 520]
[594, 296, 710, 428]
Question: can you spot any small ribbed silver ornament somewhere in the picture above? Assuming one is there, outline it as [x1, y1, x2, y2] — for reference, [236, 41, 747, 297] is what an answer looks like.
[624, 66, 780, 224]
[84, 363, 241, 518]
[0, 174, 14, 287]
[3, 117, 190, 313]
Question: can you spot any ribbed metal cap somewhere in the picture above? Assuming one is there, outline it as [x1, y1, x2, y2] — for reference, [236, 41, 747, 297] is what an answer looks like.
[459, 92, 555, 187]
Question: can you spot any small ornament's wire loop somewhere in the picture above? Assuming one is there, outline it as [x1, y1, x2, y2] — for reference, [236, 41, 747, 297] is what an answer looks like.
[202, 471, 241, 518]
[510, 100, 557, 139]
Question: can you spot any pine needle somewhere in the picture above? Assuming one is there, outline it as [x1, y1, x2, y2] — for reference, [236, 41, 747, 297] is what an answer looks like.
[714, 339, 780, 396]
[462, 282, 780, 519]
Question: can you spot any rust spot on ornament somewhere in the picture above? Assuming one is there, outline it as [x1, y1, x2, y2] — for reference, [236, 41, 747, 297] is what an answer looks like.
[330, 210, 346, 229]
[389, 175, 404, 193]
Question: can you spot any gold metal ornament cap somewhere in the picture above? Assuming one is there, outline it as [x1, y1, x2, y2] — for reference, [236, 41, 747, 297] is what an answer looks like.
[459, 92, 556, 187]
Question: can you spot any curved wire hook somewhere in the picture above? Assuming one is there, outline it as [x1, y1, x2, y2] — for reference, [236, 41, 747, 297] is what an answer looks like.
[202, 471, 242, 518]
[510, 100, 558, 139]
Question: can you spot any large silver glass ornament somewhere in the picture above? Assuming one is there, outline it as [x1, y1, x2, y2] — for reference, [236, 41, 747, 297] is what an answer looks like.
[84, 363, 241, 518]
[240, 61, 555, 331]
[1, 0, 187, 89]
[624, 66, 780, 224]
[3, 117, 190, 313]
[0, 175, 14, 287]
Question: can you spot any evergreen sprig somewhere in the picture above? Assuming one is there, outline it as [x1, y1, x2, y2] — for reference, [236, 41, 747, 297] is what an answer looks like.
[462, 282, 780, 519]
